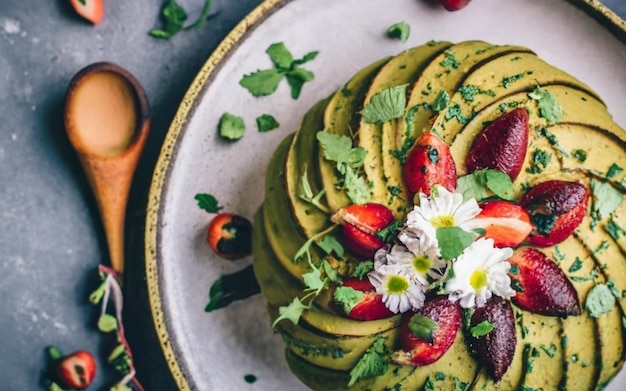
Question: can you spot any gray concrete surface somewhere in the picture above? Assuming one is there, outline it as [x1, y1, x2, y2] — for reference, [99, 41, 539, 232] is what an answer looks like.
[0, 0, 624, 390]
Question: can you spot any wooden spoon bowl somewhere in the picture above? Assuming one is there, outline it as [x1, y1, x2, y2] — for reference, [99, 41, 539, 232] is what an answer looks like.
[64, 62, 150, 274]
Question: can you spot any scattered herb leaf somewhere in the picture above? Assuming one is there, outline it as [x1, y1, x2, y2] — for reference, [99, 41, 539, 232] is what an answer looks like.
[361, 84, 409, 124]
[386, 22, 410, 42]
[150, 0, 213, 39]
[528, 86, 564, 124]
[408, 314, 438, 343]
[351, 261, 374, 279]
[256, 114, 280, 132]
[586, 283, 616, 318]
[456, 169, 514, 201]
[218, 112, 245, 140]
[471, 320, 494, 338]
[318, 235, 344, 258]
[334, 286, 364, 313]
[607, 163, 624, 179]
[436, 226, 479, 260]
[273, 297, 309, 327]
[591, 179, 623, 218]
[348, 337, 388, 387]
[194, 193, 223, 213]
[433, 90, 450, 112]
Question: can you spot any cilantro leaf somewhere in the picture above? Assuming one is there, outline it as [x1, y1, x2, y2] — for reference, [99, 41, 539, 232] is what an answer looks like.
[348, 337, 388, 387]
[239, 69, 284, 97]
[456, 169, 514, 201]
[256, 114, 280, 132]
[150, 0, 213, 39]
[351, 261, 374, 279]
[273, 297, 309, 327]
[318, 235, 344, 257]
[344, 168, 372, 204]
[194, 193, 222, 213]
[437, 227, 479, 260]
[528, 86, 564, 124]
[322, 260, 342, 283]
[302, 266, 325, 294]
[386, 22, 410, 42]
[586, 284, 616, 318]
[266, 42, 294, 70]
[218, 112, 245, 140]
[293, 51, 319, 66]
[591, 179, 623, 218]
[333, 286, 364, 313]
[470, 320, 494, 337]
[408, 314, 438, 344]
[361, 84, 409, 124]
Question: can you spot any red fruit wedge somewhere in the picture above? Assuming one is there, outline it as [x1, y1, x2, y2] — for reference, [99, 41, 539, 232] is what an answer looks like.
[207, 213, 253, 260]
[466, 108, 529, 181]
[403, 132, 457, 196]
[508, 247, 581, 317]
[439, 0, 472, 11]
[69, 0, 105, 25]
[332, 278, 394, 321]
[470, 200, 533, 247]
[519, 180, 589, 247]
[467, 297, 516, 382]
[393, 295, 461, 366]
[57, 350, 97, 390]
[331, 203, 394, 259]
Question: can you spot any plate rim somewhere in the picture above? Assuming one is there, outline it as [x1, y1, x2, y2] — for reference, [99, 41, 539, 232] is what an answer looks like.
[143, 1, 626, 389]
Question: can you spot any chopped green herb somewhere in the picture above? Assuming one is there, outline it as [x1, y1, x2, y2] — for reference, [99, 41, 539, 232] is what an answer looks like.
[458, 84, 495, 102]
[502, 71, 532, 88]
[273, 297, 309, 327]
[150, 0, 213, 39]
[526, 149, 551, 174]
[334, 286, 364, 314]
[194, 193, 223, 213]
[586, 283, 616, 318]
[605, 218, 626, 241]
[386, 22, 410, 42]
[256, 114, 280, 132]
[218, 112, 245, 140]
[436, 226, 479, 261]
[239, 42, 318, 99]
[607, 163, 624, 179]
[568, 257, 584, 273]
[528, 86, 564, 124]
[509, 264, 520, 275]
[351, 261, 374, 279]
[444, 103, 470, 124]
[433, 90, 450, 111]
[322, 260, 341, 283]
[317, 235, 344, 258]
[471, 320, 494, 337]
[361, 84, 409, 124]
[571, 149, 587, 162]
[298, 169, 328, 213]
[244, 374, 257, 384]
[540, 343, 557, 358]
[348, 337, 389, 387]
[538, 127, 568, 157]
[376, 220, 403, 243]
[440, 50, 460, 69]
[591, 179, 623, 218]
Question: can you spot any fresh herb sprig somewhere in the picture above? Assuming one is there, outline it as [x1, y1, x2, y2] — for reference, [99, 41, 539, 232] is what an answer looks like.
[150, 0, 213, 40]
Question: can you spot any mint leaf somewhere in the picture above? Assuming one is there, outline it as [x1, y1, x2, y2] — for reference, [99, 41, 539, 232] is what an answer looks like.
[361, 84, 409, 124]
[591, 179, 623, 218]
[586, 284, 616, 318]
[239, 69, 284, 97]
[483, 169, 515, 200]
[333, 286, 364, 313]
[528, 86, 564, 124]
[266, 42, 294, 70]
[408, 314, 438, 343]
[386, 22, 410, 42]
[218, 112, 245, 140]
[273, 297, 309, 327]
[437, 227, 479, 260]
[348, 337, 388, 387]
[194, 193, 222, 213]
[256, 114, 280, 132]
[470, 320, 494, 337]
[456, 169, 514, 201]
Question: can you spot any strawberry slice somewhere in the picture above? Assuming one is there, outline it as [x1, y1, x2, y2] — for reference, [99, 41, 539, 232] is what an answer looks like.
[519, 180, 589, 247]
[392, 295, 461, 366]
[403, 132, 457, 196]
[467, 297, 516, 381]
[439, 0, 472, 11]
[466, 108, 529, 181]
[331, 203, 395, 259]
[508, 247, 581, 317]
[332, 278, 394, 321]
[69, 0, 105, 25]
[469, 200, 533, 247]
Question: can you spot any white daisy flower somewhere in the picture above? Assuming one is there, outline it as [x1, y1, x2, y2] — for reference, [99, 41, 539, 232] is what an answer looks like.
[368, 263, 425, 313]
[445, 238, 515, 308]
[393, 232, 447, 285]
[405, 185, 481, 244]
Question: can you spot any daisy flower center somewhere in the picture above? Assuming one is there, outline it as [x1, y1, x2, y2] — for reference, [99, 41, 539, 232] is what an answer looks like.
[470, 268, 489, 292]
[385, 275, 410, 294]
[412, 255, 432, 274]
[430, 214, 455, 228]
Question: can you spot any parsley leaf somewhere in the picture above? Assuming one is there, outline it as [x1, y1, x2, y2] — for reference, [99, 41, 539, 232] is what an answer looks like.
[302, 266, 325, 295]
[256, 114, 280, 132]
[470, 320, 494, 337]
[239, 42, 318, 99]
[361, 84, 409, 124]
[218, 112, 245, 140]
[334, 286, 364, 313]
[150, 0, 213, 39]
[591, 179, 623, 219]
[194, 193, 222, 213]
[386, 22, 410, 42]
[348, 336, 388, 387]
[351, 261, 374, 279]
[273, 297, 309, 327]
[437, 227, 479, 260]
[528, 86, 564, 124]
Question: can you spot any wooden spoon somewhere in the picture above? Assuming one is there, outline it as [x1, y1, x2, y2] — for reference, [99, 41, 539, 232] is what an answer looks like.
[64, 62, 150, 274]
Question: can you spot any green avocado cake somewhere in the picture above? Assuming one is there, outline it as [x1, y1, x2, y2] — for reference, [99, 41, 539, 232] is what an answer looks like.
[252, 40, 626, 390]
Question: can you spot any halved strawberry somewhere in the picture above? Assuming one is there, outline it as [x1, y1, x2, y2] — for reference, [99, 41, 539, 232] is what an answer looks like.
[403, 132, 457, 196]
[519, 180, 589, 247]
[466, 108, 529, 181]
[69, 0, 105, 25]
[392, 295, 461, 366]
[332, 278, 394, 321]
[468, 200, 533, 247]
[56, 350, 97, 390]
[331, 203, 395, 259]
[507, 247, 581, 317]
[439, 0, 472, 11]
[207, 213, 253, 260]
[467, 297, 516, 381]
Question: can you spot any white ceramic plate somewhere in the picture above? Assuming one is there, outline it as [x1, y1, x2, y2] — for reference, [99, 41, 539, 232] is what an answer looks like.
[145, 0, 626, 389]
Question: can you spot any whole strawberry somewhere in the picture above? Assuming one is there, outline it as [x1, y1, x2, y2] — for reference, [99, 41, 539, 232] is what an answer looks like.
[403, 132, 457, 196]
[519, 180, 589, 247]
